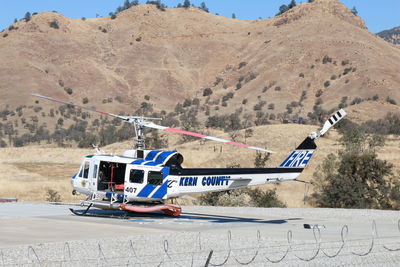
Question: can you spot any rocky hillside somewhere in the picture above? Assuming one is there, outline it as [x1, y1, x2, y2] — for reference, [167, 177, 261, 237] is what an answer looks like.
[377, 26, 400, 46]
[0, 0, 400, 147]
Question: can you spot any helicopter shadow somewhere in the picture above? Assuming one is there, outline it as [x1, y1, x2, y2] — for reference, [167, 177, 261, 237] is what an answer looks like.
[178, 212, 302, 225]
[71, 208, 302, 225]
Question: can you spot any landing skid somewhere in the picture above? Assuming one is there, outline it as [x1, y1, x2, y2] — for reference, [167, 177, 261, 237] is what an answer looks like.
[69, 203, 93, 216]
[69, 202, 182, 218]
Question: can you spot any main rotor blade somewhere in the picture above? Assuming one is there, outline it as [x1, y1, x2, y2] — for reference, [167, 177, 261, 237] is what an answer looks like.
[142, 122, 275, 153]
[31, 93, 127, 120]
[32, 93, 274, 153]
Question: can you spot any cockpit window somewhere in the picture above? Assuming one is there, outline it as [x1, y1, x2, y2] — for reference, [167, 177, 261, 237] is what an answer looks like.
[83, 161, 90, 179]
[148, 171, 163, 185]
[130, 169, 144, 183]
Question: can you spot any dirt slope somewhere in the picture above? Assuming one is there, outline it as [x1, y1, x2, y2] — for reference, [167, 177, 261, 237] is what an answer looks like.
[0, 0, 399, 120]
[377, 26, 400, 46]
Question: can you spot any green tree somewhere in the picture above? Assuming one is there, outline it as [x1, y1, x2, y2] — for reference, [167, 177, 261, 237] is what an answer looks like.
[277, 5, 288, 15]
[311, 120, 400, 209]
[288, 0, 296, 9]
[200, 2, 209, 12]
[183, 0, 190, 8]
[351, 6, 358, 15]
[24, 12, 31, 22]
[78, 133, 98, 148]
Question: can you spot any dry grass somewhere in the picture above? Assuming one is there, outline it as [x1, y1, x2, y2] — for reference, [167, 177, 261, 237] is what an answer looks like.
[2, 124, 399, 206]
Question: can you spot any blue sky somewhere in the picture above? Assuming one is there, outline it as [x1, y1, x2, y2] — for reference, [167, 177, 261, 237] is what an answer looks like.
[1, 0, 398, 33]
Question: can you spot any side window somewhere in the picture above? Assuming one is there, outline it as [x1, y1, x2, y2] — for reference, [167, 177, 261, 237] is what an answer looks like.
[93, 164, 98, 178]
[130, 169, 144, 183]
[83, 161, 90, 179]
[148, 171, 163, 185]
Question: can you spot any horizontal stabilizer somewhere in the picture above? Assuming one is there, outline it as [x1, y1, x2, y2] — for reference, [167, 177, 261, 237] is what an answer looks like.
[230, 177, 252, 181]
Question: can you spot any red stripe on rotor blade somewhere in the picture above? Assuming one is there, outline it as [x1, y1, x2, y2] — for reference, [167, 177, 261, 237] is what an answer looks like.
[165, 128, 207, 138]
[226, 141, 250, 148]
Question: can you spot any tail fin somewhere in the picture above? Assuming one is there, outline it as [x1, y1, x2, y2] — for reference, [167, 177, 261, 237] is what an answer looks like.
[280, 109, 347, 168]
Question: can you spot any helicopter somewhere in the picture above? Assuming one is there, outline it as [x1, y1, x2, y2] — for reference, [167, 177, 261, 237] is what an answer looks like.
[32, 94, 346, 216]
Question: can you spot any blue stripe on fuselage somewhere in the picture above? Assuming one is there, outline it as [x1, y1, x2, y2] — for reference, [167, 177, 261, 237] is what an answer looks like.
[137, 184, 157, 198]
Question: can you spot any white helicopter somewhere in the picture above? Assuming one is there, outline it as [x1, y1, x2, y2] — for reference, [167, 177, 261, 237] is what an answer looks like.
[32, 94, 346, 216]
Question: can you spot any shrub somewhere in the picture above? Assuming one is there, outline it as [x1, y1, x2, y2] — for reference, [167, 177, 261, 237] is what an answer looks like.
[64, 87, 73, 95]
[330, 75, 337, 80]
[299, 73, 304, 78]
[82, 97, 89, 104]
[78, 133, 98, 148]
[46, 189, 62, 202]
[238, 61, 247, 69]
[343, 67, 352, 75]
[199, 187, 286, 207]
[322, 55, 332, 64]
[350, 97, 363, 105]
[192, 98, 200, 105]
[144, 95, 150, 100]
[324, 80, 330, 88]
[236, 83, 242, 90]
[254, 152, 270, 168]
[136, 36, 142, 41]
[203, 88, 212, 96]
[253, 101, 266, 111]
[245, 73, 257, 83]
[3, 33, 8, 38]
[299, 90, 307, 103]
[182, 99, 192, 107]
[102, 28, 107, 33]
[242, 99, 248, 105]
[49, 20, 59, 29]
[315, 98, 323, 105]
[372, 94, 379, 101]
[222, 92, 234, 102]
[274, 86, 281, 91]
[341, 60, 349, 66]
[315, 89, 323, 97]
[386, 96, 397, 105]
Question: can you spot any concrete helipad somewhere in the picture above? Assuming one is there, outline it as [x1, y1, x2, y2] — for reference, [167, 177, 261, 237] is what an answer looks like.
[0, 202, 399, 247]
[1, 203, 400, 266]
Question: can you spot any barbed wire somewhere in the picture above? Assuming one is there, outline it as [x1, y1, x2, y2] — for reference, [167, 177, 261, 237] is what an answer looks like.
[209, 231, 231, 266]
[232, 230, 260, 265]
[294, 225, 321, 261]
[27, 246, 42, 267]
[264, 230, 292, 263]
[322, 225, 348, 258]
[2, 220, 400, 266]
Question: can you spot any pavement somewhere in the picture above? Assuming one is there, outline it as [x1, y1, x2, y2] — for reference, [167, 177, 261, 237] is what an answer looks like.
[1, 203, 400, 266]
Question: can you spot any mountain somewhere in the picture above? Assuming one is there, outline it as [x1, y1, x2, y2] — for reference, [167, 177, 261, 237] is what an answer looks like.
[377, 26, 400, 46]
[0, 0, 400, 146]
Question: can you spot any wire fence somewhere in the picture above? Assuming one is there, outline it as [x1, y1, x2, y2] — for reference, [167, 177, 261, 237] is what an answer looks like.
[2, 220, 400, 266]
